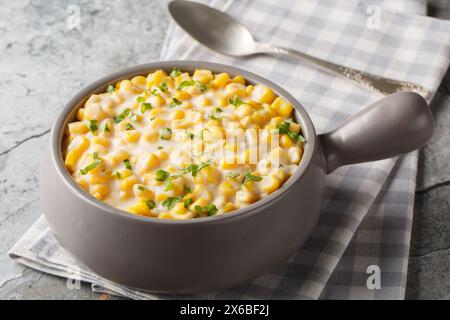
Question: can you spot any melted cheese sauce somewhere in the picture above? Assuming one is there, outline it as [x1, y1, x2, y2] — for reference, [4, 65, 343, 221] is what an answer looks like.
[63, 69, 305, 219]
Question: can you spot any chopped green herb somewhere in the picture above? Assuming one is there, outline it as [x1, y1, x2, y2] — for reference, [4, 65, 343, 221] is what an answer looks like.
[229, 95, 245, 107]
[209, 112, 222, 120]
[205, 204, 218, 216]
[170, 67, 181, 78]
[199, 128, 211, 140]
[136, 96, 145, 103]
[226, 172, 240, 179]
[157, 146, 163, 150]
[195, 82, 208, 93]
[80, 152, 101, 175]
[177, 80, 195, 91]
[215, 107, 223, 113]
[185, 130, 194, 140]
[184, 185, 192, 193]
[169, 98, 182, 108]
[158, 82, 168, 93]
[112, 171, 121, 180]
[124, 159, 132, 170]
[137, 185, 145, 191]
[155, 169, 170, 182]
[88, 120, 98, 133]
[114, 108, 131, 123]
[162, 196, 183, 210]
[129, 113, 138, 122]
[106, 84, 115, 93]
[145, 200, 156, 210]
[183, 198, 193, 208]
[103, 122, 110, 133]
[140, 102, 152, 113]
[197, 159, 212, 173]
[164, 178, 173, 191]
[242, 172, 263, 184]
[276, 120, 306, 144]
[150, 89, 159, 96]
[126, 123, 134, 130]
[194, 205, 203, 213]
[160, 128, 172, 140]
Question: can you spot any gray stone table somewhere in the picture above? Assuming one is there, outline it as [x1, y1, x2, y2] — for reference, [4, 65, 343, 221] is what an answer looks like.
[0, 0, 448, 300]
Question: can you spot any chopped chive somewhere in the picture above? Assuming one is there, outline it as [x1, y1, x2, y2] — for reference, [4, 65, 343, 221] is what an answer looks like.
[160, 128, 172, 140]
[80, 152, 101, 175]
[169, 98, 182, 108]
[114, 108, 131, 123]
[88, 120, 98, 133]
[170, 67, 181, 78]
[106, 84, 114, 93]
[161, 196, 183, 210]
[145, 200, 156, 210]
[113, 171, 121, 180]
[136, 96, 145, 103]
[124, 159, 132, 170]
[155, 169, 170, 182]
[157, 146, 163, 150]
[140, 102, 152, 113]
[158, 82, 168, 93]
[229, 95, 244, 107]
[137, 185, 145, 191]
[126, 123, 134, 130]
[150, 89, 159, 96]
[177, 80, 195, 91]
[205, 204, 218, 216]
[195, 82, 208, 93]
[226, 172, 240, 179]
[184, 185, 192, 193]
[276, 120, 306, 144]
[183, 198, 193, 208]
[242, 172, 262, 184]
[103, 122, 110, 133]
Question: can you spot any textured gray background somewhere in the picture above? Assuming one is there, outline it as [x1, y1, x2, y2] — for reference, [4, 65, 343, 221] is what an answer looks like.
[0, 0, 448, 299]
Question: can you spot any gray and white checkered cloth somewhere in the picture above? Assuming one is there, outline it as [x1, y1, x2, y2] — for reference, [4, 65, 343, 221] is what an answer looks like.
[9, 0, 450, 299]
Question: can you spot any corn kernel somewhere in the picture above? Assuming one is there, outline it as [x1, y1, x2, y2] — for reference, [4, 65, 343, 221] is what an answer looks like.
[260, 175, 280, 194]
[147, 69, 167, 87]
[69, 122, 89, 135]
[271, 96, 293, 117]
[232, 75, 246, 85]
[119, 175, 139, 191]
[127, 201, 154, 217]
[218, 181, 236, 199]
[212, 73, 230, 88]
[253, 85, 276, 104]
[174, 91, 191, 101]
[133, 184, 155, 200]
[149, 118, 167, 130]
[131, 76, 147, 87]
[93, 136, 110, 147]
[77, 108, 85, 120]
[122, 130, 141, 143]
[280, 134, 295, 148]
[193, 69, 213, 84]
[90, 184, 110, 200]
[172, 109, 185, 120]
[223, 202, 236, 212]
[235, 104, 253, 119]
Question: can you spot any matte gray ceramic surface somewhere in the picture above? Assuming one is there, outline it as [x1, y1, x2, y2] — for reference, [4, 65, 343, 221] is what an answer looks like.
[40, 61, 433, 293]
[168, 0, 430, 98]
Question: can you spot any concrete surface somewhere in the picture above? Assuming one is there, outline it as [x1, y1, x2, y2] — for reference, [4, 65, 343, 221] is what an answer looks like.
[0, 0, 448, 299]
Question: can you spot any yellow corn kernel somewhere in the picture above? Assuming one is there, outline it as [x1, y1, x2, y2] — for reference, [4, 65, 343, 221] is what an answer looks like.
[68, 135, 90, 153]
[270, 147, 290, 165]
[147, 69, 167, 87]
[84, 102, 106, 121]
[115, 168, 133, 179]
[235, 104, 253, 119]
[165, 76, 175, 89]
[68, 122, 89, 134]
[218, 180, 237, 199]
[145, 153, 160, 170]
[174, 91, 191, 101]
[288, 145, 303, 165]
[144, 130, 159, 143]
[172, 109, 185, 120]
[253, 85, 276, 104]
[193, 185, 213, 202]
[274, 168, 287, 183]
[158, 212, 174, 219]
[242, 180, 257, 193]
[235, 190, 258, 204]
[193, 69, 213, 84]
[225, 83, 247, 97]
[240, 116, 251, 128]
[119, 175, 139, 191]
[77, 108, 85, 120]
[127, 201, 154, 217]
[90, 173, 111, 184]
[260, 175, 280, 194]
[246, 85, 255, 95]
[75, 177, 89, 191]
[93, 136, 110, 147]
[212, 73, 230, 88]
[289, 121, 301, 134]
[149, 117, 167, 130]
[280, 134, 295, 148]
[107, 149, 129, 166]
[223, 202, 236, 213]
[149, 108, 165, 118]
[172, 119, 193, 129]
[156, 193, 169, 202]
[90, 184, 110, 200]
[168, 202, 193, 219]
[133, 184, 155, 200]
[154, 149, 169, 161]
[232, 75, 246, 85]
[131, 76, 147, 87]
[189, 198, 209, 212]
[199, 96, 211, 107]
[64, 150, 81, 173]
[271, 96, 293, 117]
[122, 130, 141, 143]
[206, 119, 220, 128]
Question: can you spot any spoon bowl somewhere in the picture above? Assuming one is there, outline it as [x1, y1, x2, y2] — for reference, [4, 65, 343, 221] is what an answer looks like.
[168, 0, 258, 56]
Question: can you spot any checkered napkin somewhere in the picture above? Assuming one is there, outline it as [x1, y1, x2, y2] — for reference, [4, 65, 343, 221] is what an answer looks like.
[9, 0, 450, 299]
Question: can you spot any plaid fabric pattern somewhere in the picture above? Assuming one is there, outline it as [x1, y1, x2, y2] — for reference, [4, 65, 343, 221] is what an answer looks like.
[9, 0, 450, 299]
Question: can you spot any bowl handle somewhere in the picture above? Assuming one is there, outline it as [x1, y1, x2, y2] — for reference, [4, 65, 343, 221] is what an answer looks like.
[318, 91, 433, 174]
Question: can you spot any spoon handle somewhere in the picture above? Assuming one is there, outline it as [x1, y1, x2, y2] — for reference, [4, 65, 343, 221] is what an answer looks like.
[257, 43, 430, 99]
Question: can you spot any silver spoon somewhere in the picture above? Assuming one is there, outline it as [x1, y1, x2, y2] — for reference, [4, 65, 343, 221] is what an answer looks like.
[168, 0, 430, 98]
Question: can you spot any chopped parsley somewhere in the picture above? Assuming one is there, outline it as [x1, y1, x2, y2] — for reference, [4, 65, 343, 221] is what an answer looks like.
[229, 95, 245, 107]
[106, 84, 115, 93]
[140, 102, 152, 113]
[242, 172, 262, 184]
[183, 197, 193, 208]
[177, 80, 195, 91]
[276, 120, 306, 144]
[137, 185, 145, 191]
[80, 152, 101, 175]
[155, 169, 170, 182]
[114, 108, 131, 123]
[226, 172, 240, 179]
[88, 120, 98, 133]
[170, 67, 181, 78]
[184, 185, 192, 193]
[150, 89, 159, 96]
[169, 98, 182, 108]
[162, 196, 183, 210]
[145, 200, 156, 210]
[126, 123, 134, 130]
[103, 122, 110, 133]
[124, 159, 132, 170]
[194, 204, 218, 216]
[158, 82, 168, 93]
[160, 128, 172, 140]
[112, 171, 121, 180]
[136, 96, 145, 103]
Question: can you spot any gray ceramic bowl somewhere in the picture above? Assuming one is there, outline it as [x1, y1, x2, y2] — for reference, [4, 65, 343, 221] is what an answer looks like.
[41, 61, 433, 293]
